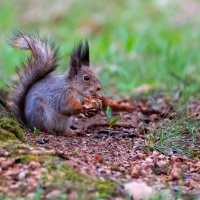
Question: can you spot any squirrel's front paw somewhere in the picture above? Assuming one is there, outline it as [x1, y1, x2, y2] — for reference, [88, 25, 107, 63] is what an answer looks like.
[83, 96, 102, 117]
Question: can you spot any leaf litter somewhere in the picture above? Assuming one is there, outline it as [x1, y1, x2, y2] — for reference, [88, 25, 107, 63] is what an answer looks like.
[1, 95, 200, 199]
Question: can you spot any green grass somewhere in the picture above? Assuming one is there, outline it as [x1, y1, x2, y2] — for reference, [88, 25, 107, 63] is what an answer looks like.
[1, 0, 200, 97]
[146, 109, 200, 158]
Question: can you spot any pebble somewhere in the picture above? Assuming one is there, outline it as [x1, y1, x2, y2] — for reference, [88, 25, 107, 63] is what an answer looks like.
[36, 137, 49, 144]
[46, 190, 61, 199]
[145, 157, 153, 164]
[136, 152, 146, 159]
[1, 159, 14, 169]
[29, 161, 41, 170]
[18, 171, 26, 180]
[152, 150, 160, 157]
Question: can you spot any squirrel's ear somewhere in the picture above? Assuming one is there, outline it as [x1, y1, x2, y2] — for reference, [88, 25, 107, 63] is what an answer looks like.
[81, 40, 90, 66]
[69, 42, 83, 76]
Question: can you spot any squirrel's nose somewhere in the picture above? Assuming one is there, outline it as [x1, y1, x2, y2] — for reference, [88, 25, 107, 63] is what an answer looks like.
[96, 85, 101, 91]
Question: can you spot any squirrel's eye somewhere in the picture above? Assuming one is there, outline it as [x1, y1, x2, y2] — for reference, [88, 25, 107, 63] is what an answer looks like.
[83, 75, 90, 81]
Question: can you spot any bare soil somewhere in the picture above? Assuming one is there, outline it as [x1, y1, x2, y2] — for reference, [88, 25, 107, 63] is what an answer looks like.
[23, 96, 200, 197]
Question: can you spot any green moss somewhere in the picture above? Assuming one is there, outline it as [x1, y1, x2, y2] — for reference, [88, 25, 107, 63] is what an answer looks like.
[40, 159, 116, 198]
[0, 117, 24, 142]
[0, 128, 17, 141]
[19, 154, 40, 163]
[189, 150, 200, 159]
[0, 118, 115, 198]
[19, 154, 51, 164]
[62, 165, 90, 183]
[95, 181, 115, 198]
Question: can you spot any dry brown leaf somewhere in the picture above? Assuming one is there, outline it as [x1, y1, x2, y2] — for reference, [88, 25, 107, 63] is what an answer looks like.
[101, 96, 136, 111]
[94, 154, 104, 163]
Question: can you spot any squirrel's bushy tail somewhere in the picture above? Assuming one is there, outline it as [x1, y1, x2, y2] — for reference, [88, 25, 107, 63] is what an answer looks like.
[8, 31, 59, 123]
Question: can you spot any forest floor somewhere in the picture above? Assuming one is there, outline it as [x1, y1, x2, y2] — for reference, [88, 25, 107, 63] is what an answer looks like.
[1, 1, 200, 199]
[0, 94, 200, 200]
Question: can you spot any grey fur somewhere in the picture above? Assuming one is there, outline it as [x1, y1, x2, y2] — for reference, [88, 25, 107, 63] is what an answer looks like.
[8, 32, 101, 135]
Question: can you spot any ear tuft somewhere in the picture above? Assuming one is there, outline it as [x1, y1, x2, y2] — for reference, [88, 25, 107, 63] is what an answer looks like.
[69, 41, 83, 77]
[69, 40, 90, 78]
[70, 41, 82, 64]
[81, 40, 90, 66]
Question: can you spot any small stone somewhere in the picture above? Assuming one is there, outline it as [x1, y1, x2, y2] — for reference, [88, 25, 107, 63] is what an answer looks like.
[152, 151, 160, 157]
[124, 181, 155, 200]
[26, 193, 35, 199]
[1, 159, 14, 169]
[170, 165, 182, 180]
[136, 152, 146, 159]
[18, 171, 26, 180]
[145, 157, 153, 164]
[46, 190, 61, 199]
[158, 154, 165, 159]
[27, 177, 38, 189]
[0, 157, 6, 163]
[131, 168, 140, 178]
[36, 137, 49, 144]
[29, 161, 40, 170]
[10, 182, 21, 190]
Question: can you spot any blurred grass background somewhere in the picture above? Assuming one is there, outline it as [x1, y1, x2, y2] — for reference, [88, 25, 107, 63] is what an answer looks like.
[1, 0, 200, 98]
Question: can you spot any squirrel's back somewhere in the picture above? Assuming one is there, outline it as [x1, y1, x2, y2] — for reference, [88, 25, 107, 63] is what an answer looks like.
[25, 74, 68, 110]
[7, 31, 59, 123]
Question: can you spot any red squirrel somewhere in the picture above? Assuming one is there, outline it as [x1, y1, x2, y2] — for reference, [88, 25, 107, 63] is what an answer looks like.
[8, 31, 102, 135]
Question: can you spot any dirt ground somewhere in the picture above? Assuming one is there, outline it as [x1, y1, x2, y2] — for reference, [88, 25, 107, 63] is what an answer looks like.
[22, 95, 200, 198]
[0, 94, 200, 199]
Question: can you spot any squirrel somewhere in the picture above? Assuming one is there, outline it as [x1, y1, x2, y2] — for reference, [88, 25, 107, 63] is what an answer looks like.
[7, 31, 102, 135]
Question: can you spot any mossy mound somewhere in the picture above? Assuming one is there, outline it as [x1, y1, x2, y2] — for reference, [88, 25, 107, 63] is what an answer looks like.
[41, 157, 116, 198]
[0, 117, 24, 142]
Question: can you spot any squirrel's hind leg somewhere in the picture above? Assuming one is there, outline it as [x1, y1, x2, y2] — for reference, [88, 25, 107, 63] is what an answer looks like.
[25, 97, 84, 136]
[59, 116, 84, 137]
[25, 97, 56, 133]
